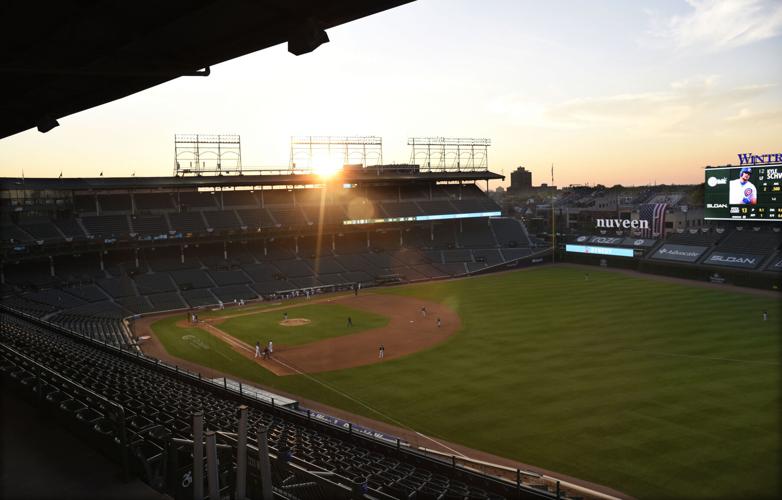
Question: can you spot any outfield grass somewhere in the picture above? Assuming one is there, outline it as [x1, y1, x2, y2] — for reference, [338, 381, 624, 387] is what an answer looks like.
[151, 266, 780, 499]
[217, 302, 389, 347]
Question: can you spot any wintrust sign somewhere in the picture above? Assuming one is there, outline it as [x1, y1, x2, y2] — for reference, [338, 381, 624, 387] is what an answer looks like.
[595, 219, 648, 230]
[737, 153, 782, 165]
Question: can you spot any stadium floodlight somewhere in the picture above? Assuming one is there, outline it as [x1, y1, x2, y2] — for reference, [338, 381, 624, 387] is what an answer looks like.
[288, 18, 329, 56]
[36, 115, 59, 133]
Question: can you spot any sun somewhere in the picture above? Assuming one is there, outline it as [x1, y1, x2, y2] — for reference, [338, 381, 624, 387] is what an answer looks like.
[312, 153, 344, 179]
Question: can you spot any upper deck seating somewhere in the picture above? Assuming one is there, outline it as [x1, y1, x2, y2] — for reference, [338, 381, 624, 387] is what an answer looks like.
[134, 193, 175, 210]
[457, 219, 497, 248]
[168, 212, 207, 233]
[53, 218, 87, 240]
[203, 210, 241, 231]
[73, 195, 96, 213]
[178, 192, 218, 209]
[222, 191, 258, 207]
[131, 215, 169, 236]
[97, 194, 132, 212]
[81, 215, 131, 238]
[491, 218, 530, 247]
[235, 208, 275, 229]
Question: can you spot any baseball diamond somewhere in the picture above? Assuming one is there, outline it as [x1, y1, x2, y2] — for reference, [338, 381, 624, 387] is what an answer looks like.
[133, 265, 780, 499]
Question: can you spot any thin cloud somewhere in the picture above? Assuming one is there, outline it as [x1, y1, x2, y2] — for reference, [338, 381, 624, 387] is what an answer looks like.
[488, 77, 776, 134]
[723, 107, 782, 124]
[646, 0, 782, 51]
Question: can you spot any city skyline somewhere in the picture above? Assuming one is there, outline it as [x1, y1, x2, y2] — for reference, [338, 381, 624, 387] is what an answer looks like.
[1, 0, 780, 187]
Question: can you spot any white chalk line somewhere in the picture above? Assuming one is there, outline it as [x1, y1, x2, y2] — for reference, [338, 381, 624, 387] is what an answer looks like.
[269, 354, 467, 458]
[622, 349, 779, 365]
[200, 306, 467, 457]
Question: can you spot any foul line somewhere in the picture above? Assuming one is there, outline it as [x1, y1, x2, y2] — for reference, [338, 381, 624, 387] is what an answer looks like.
[269, 354, 468, 459]
[623, 349, 779, 365]
[199, 318, 467, 457]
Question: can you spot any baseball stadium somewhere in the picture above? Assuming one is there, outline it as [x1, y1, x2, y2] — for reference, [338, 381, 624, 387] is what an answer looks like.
[1, 2, 781, 500]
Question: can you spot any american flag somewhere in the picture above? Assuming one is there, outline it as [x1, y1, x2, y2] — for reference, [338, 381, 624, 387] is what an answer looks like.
[638, 203, 667, 238]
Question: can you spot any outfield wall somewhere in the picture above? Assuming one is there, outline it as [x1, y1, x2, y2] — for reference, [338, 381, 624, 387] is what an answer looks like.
[562, 251, 781, 291]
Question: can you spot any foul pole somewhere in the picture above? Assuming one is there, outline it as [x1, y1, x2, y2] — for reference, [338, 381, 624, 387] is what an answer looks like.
[551, 164, 555, 263]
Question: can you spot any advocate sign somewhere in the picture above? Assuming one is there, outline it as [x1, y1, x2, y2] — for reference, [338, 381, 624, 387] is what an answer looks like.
[704, 251, 764, 270]
[651, 244, 708, 263]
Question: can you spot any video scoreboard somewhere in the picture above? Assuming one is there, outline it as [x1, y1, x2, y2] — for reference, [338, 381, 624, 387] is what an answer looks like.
[704, 163, 782, 221]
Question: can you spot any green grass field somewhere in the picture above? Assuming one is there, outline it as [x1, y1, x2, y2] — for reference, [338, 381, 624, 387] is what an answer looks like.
[151, 266, 780, 499]
[216, 302, 388, 347]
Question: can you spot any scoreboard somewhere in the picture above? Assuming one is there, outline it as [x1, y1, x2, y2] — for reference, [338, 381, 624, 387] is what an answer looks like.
[704, 163, 782, 221]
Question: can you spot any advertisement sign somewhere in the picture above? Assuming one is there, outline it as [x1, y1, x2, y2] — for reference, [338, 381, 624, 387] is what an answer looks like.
[566, 244, 634, 257]
[704, 251, 764, 269]
[343, 210, 501, 225]
[766, 256, 782, 272]
[621, 237, 657, 247]
[588, 236, 624, 245]
[651, 244, 708, 263]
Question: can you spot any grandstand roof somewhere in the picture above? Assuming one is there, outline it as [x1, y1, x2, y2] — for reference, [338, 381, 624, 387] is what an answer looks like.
[0, 169, 503, 192]
[0, 0, 413, 139]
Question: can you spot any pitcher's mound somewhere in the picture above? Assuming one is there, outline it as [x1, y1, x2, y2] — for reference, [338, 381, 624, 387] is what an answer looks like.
[279, 318, 311, 327]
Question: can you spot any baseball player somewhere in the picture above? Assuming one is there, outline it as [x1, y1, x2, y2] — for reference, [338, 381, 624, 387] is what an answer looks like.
[267, 340, 273, 356]
[283, 311, 288, 321]
[437, 317, 441, 328]
[421, 306, 427, 318]
[729, 167, 757, 205]
[378, 344, 384, 359]
[762, 310, 768, 321]
[347, 316, 353, 327]
[254, 341, 261, 358]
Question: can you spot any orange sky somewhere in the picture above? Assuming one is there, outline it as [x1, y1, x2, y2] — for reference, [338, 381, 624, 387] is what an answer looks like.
[1, 1, 780, 187]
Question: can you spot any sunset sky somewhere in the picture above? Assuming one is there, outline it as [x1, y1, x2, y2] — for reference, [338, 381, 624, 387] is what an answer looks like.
[1, 0, 780, 187]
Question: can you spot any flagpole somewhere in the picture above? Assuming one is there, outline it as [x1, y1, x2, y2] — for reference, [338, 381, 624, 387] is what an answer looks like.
[551, 164, 555, 264]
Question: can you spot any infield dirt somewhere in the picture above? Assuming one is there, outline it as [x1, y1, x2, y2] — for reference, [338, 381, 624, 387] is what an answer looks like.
[140, 292, 459, 375]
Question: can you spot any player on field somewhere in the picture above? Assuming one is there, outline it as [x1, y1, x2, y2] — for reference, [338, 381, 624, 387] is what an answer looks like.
[347, 316, 353, 327]
[378, 344, 384, 359]
[267, 340, 273, 356]
[254, 341, 261, 358]
[729, 167, 757, 205]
